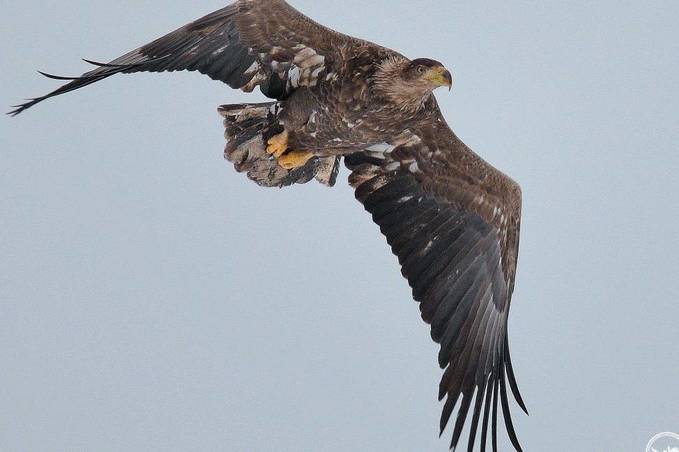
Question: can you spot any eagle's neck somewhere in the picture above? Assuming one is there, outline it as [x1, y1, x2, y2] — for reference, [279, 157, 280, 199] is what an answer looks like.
[373, 56, 431, 113]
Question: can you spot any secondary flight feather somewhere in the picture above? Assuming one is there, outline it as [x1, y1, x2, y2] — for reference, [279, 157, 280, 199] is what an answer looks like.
[10, 1, 527, 450]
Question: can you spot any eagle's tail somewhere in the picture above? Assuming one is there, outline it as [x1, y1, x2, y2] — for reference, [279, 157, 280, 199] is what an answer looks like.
[219, 103, 340, 188]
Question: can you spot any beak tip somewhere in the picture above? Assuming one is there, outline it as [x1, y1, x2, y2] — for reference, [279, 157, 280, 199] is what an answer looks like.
[444, 69, 453, 91]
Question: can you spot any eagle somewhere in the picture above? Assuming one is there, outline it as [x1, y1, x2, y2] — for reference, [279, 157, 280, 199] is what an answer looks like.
[9, 1, 527, 450]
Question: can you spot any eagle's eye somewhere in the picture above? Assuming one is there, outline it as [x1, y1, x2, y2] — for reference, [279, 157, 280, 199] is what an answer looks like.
[417, 66, 426, 74]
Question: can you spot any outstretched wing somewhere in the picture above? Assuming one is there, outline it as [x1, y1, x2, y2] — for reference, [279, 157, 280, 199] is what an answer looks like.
[9, 0, 371, 116]
[346, 109, 527, 452]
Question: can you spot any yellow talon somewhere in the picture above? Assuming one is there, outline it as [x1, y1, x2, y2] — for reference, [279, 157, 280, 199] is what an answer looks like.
[278, 151, 314, 170]
[266, 130, 289, 158]
[266, 130, 313, 169]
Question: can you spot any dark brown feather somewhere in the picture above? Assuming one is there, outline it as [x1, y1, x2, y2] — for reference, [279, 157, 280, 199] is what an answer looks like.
[346, 106, 525, 451]
[8, 0, 376, 116]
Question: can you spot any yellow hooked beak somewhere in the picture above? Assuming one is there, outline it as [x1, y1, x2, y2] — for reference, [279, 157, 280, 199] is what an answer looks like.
[427, 66, 454, 91]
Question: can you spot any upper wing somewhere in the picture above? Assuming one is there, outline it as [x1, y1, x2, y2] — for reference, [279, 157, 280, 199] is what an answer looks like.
[9, 0, 373, 116]
[346, 110, 527, 452]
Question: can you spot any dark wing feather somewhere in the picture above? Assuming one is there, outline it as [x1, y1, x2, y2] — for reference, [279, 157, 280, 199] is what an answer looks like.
[9, 0, 366, 116]
[346, 110, 526, 451]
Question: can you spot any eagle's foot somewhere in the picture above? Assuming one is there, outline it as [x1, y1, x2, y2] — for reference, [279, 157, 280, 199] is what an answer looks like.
[278, 151, 314, 170]
[266, 130, 289, 158]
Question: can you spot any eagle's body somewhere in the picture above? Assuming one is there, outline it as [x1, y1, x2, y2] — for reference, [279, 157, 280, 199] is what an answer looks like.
[10, 1, 527, 450]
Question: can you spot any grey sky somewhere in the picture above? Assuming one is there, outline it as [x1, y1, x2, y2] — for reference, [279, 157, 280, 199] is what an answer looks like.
[2, 1, 678, 450]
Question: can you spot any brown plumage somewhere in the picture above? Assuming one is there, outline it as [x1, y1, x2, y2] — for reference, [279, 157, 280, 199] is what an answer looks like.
[9, 1, 527, 450]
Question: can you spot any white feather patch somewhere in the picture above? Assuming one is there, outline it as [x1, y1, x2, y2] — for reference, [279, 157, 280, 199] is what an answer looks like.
[288, 66, 301, 88]
[366, 143, 396, 153]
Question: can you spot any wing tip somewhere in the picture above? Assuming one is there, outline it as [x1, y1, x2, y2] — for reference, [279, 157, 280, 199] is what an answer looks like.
[499, 376, 524, 452]
[504, 338, 529, 415]
[37, 70, 80, 81]
[7, 100, 36, 117]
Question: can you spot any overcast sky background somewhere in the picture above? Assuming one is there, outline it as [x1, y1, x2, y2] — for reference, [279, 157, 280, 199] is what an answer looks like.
[2, 1, 678, 451]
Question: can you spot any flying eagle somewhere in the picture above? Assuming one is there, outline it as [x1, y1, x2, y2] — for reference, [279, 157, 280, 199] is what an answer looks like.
[10, 1, 527, 450]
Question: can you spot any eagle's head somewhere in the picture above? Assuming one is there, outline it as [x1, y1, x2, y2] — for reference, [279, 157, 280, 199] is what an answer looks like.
[374, 56, 453, 111]
[405, 58, 453, 92]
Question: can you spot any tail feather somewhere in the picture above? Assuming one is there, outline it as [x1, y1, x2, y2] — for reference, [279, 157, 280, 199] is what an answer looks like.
[219, 103, 340, 188]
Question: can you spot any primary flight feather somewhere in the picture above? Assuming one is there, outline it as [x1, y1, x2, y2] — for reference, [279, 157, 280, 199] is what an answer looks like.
[10, 1, 527, 450]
